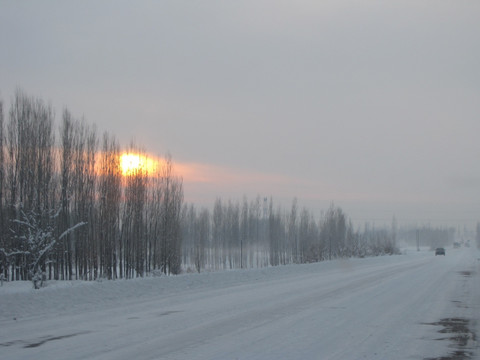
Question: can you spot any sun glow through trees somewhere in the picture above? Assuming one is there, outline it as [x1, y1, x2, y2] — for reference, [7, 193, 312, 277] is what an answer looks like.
[120, 153, 158, 176]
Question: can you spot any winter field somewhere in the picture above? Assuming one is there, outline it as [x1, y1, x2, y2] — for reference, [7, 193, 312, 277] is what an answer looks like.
[1, 246, 479, 360]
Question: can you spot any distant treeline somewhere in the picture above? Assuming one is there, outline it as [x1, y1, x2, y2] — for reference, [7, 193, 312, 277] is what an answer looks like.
[181, 198, 401, 273]
[1, 90, 470, 285]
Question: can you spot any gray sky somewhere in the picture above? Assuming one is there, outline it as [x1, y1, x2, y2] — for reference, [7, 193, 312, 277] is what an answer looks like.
[1, 1, 479, 229]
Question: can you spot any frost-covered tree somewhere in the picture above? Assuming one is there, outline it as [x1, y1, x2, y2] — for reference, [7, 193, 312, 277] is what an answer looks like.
[11, 208, 85, 288]
[4, 90, 56, 280]
[320, 204, 346, 260]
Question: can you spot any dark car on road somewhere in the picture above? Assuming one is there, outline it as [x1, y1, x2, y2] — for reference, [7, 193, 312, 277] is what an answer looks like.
[435, 247, 445, 256]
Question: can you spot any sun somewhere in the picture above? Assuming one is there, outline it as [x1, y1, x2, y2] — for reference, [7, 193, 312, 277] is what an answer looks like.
[120, 153, 158, 176]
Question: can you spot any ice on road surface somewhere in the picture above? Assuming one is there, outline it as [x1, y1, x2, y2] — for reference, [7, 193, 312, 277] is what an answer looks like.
[1, 247, 479, 359]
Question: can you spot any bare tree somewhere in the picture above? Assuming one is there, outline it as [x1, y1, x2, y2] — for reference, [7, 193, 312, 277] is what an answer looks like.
[146, 172, 162, 274]
[320, 204, 347, 260]
[269, 198, 286, 266]
[0, 98, 5, 279]
[180, 203, 196, 271]
[159, 155, 184, 274]
[240, 196, 249, 269]
[120, 146, 147, 278]
[4, 91, 56, 280]
[194, 208, 209, 273]
[288, 198, 298, 263]
[58, 110, 74, 280]
[248, 196, 262, 268]
[98, 132, 121, 279]
[212, 198, 224, 270]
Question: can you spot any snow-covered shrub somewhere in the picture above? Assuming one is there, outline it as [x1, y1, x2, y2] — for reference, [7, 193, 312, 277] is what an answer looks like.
[32, 270, 46, 289]
[11, 208, 85, 288]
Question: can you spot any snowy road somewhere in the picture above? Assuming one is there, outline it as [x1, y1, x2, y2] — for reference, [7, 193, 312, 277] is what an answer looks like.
[1, 247, 479, 360]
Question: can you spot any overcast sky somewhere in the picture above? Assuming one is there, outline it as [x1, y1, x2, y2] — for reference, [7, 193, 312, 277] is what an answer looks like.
[1, 1, 479, 229]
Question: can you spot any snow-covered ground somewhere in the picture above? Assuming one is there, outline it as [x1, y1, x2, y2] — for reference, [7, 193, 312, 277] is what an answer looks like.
[1, 247, 479, 360]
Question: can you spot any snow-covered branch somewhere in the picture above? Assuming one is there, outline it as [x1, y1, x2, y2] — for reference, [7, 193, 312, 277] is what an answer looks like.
[0, 248, 31, 257]
[11, 219, 35, 230]
[58, 222, 87, 240]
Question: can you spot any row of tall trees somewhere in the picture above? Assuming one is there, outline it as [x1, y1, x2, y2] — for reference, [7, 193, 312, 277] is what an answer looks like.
[180, 198, 400, 273]
[0, 90, 415, 283]
[398, 225, 455, 250]
[0, 90, 183, 282]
